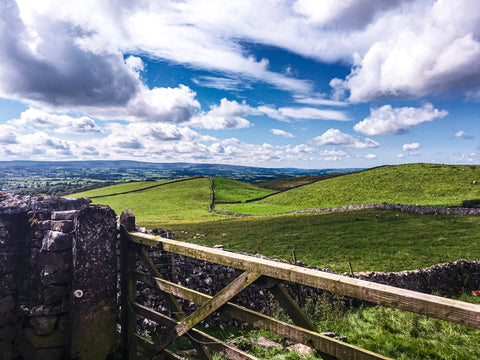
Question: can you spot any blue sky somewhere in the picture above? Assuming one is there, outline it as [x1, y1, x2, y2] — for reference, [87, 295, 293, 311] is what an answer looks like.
[0, 0, 478, 169]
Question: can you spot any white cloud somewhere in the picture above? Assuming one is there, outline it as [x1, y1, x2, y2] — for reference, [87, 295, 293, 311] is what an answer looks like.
[354, 104, 448, 135]
[365, 153, 377, 159]
[311, 128, 379, 148]
[271, 129, 294, 138]
[3, 0, 480, 111]
[331, 1, 480, 102]
[286, 144, 315, 154]
[293, 95, 348, 107]
[191, 98, 252, 129]
[11, 108, 101, 133]
[0, 125, 19, 144]
[192, 76, 247, 91]
[403, 142, 421, 151]
[278, 107, 350, 121]
[125, 56, 145, 73]
[454, 130, 474, 140]
[318, 149, 350, 161]
[258, 106, 350, 122]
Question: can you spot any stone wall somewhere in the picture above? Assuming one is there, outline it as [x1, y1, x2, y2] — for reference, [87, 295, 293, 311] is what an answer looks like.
[212, 202, 480, 216]
[0, 193, 117, 360]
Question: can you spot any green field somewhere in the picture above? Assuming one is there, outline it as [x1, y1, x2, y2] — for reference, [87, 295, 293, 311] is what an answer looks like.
[67, 164, 480, 272]
[168, 210, 480, 272]
[217, 163, 480, 214]
[68, 163, 480, 359]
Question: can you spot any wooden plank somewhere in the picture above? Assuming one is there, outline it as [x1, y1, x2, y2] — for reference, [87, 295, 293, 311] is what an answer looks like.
[269, 284, 316, 331]
[138, 248, 185, 320]
[133, 334, 185, 360]
[129, 232, 480, 329]
[138, 248, 212, 360]
[134, 271, 392, 360]
[155, 271, 261, 352]
[134, 303, 259, 360]
[269, 285, 336, 360]
[119, 225, 137, 359]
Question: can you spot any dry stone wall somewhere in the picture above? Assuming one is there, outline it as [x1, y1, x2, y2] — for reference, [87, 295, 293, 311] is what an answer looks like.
[0, 193, 117, 360]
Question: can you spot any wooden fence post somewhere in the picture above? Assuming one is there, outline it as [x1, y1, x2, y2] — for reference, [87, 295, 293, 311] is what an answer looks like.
[120, 210, 137, 359]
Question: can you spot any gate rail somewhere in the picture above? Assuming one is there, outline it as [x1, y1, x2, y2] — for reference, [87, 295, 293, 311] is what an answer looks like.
[119, 210, 480, 359]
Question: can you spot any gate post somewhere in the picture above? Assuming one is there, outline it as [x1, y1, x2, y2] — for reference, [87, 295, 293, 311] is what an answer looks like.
[70, 205, 118, 359]
[119, 210, 137, 359]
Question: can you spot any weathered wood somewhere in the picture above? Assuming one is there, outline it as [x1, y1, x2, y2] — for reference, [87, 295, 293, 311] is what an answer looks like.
[138, 248, 212, 360]
[119, 226, 137, 359]
[138, 248, 185, 320]
[120, 209, 136, 232]
[129, 232, 480, 329]
[156, 271, 261, 352]
[269, 284, 316, 331]
[134, 271, 391, 360]
[133, 303, 259, 360]
[269, 284, 336, 360]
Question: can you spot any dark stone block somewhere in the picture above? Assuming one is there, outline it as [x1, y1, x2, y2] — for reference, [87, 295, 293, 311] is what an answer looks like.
[0, 296, 15, 314]
[51, 211, 78, 221]
[50, 220, 74, 233]
[30, 316, 57, 336]
[0, 323, 16, 343]
[41, 231, 73, 252]
[44, 286, 69, 305]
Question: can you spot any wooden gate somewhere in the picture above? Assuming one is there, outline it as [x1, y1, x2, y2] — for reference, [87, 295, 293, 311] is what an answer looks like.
[118, 210, 480, 360]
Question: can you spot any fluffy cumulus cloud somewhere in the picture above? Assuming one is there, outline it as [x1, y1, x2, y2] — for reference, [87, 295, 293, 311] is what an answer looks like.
[271, 129, 294, 138]
[403, 142, 421, 151]
[11, 108, 101, 133]
[311, 129, 379, 149]
[354, 104, 448, 136]
[0, 125, 19, 144]
[331, 0, 480, 102]
[0, 1, 140, 109]
[191, 99, 252, 129]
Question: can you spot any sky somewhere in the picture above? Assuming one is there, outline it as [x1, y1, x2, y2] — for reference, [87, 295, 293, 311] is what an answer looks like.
[0, 0, 479, 169]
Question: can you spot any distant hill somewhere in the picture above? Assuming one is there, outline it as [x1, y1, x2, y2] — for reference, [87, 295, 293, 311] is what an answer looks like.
[0, 160, 361, 193]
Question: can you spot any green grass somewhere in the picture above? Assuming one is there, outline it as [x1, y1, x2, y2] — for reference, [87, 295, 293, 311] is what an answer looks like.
[67, 180, 171, 198]
[212, 177, 275, 202]
[167, 209, 480, 272]
[255, 174, 341, 191]
[216, 164, 480, 214]
[72, 177, 229, 225]
[179, 294, 480, 360]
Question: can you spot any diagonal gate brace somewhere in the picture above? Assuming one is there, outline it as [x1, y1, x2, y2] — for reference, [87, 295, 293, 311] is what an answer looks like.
[138, 248, 212, 360]
[154, 270, 261, 352]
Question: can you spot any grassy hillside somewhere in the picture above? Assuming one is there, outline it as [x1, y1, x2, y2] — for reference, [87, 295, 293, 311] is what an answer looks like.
[212, 177, 275, 202]
[255, 174, 342, 191]
[68, 180, 171, 198]
[70, 177, 226, 226]
[217, 164, 480, 214]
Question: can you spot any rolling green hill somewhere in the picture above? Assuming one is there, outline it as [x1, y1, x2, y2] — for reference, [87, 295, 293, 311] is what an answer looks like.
[216, 164, 480, 214]
[212, 177, 275, 202]
[70, 177, 218, 225]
